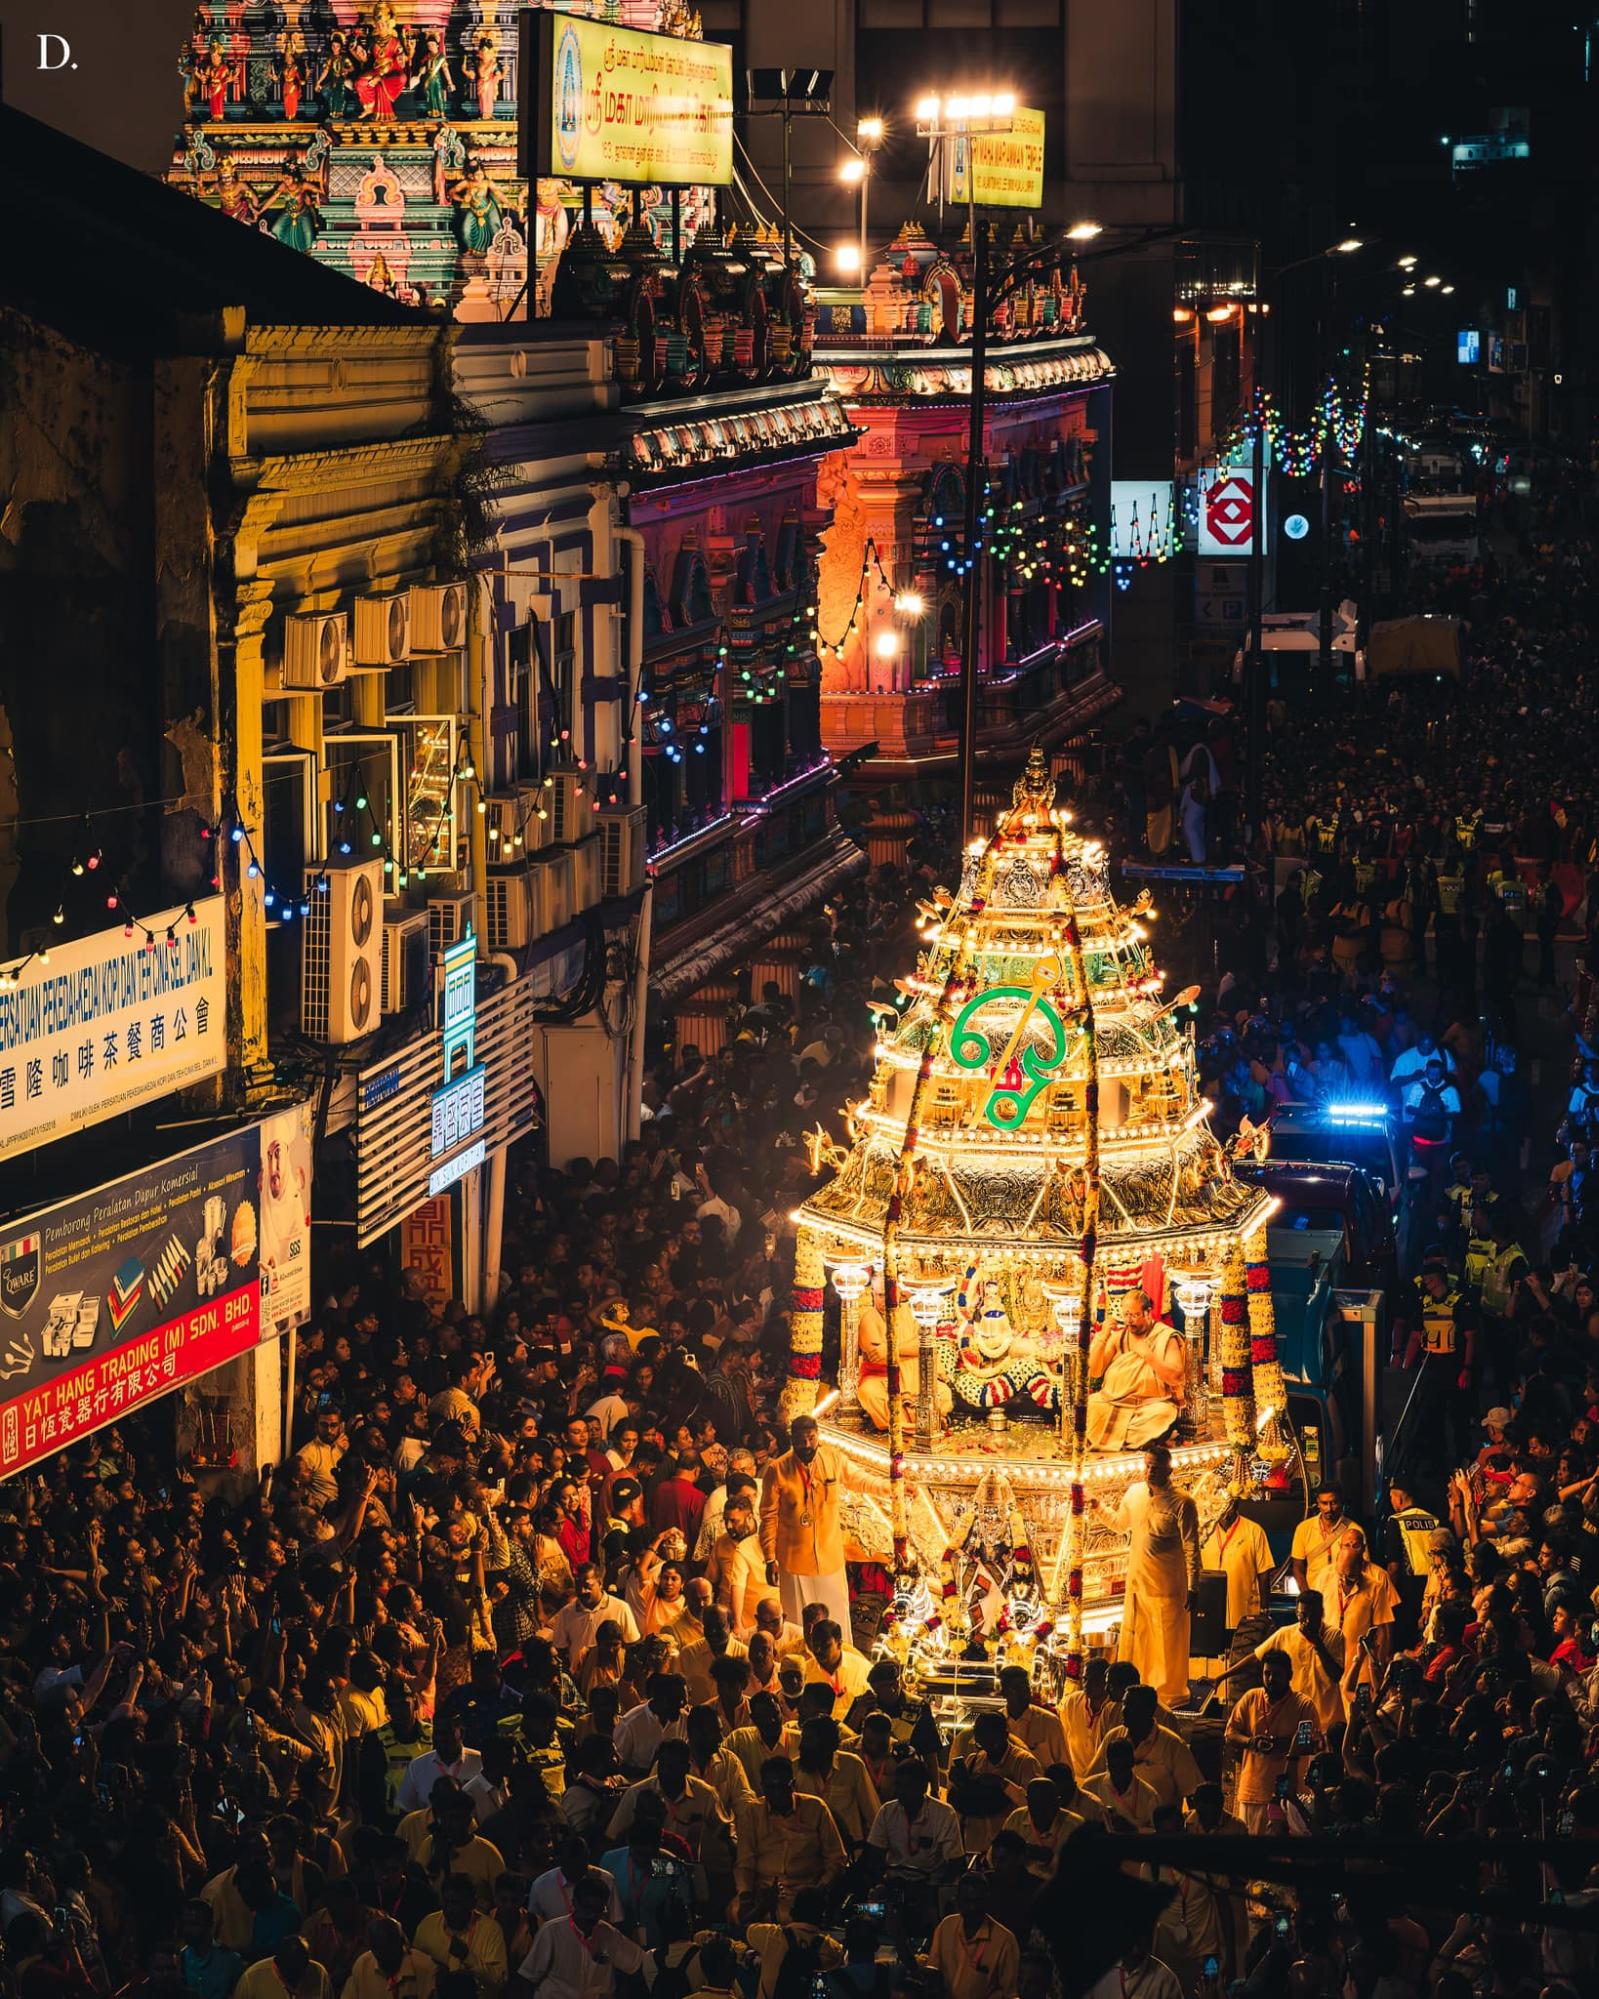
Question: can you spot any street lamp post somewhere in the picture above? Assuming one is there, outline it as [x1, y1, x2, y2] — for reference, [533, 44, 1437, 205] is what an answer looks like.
[1243, 234, 1365, 831]
[914, 91, 1017, 842]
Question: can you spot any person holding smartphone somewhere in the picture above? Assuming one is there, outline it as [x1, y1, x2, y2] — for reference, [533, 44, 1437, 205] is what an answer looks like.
[1222, 1650, 1318, 1833]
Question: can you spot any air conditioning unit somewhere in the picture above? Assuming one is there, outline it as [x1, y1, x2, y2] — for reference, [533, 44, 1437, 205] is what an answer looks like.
[380, 908, 431, 1015]
[598, 805, 647, 899]
[529, 850, 571, 934]
[482, 794, 522, 857]
[546, 765, 588, 845]
[516, 781, 554, 852]
[410, 581, 467, 653]
[570, 836, 602, 912]
[352, 590, 411, 669]
[486, 873, 534, 951]
[301, 858, 382, 1043]
[427, 889, 476, 961]
[283, 610, 349, 689]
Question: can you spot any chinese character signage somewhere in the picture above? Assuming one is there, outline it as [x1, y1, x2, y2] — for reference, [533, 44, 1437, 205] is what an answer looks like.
[0, 899, 227, 1163]
[401, 1198, 454, 1312]
[524, 13, 734, 188]
[0, 1114, 311, 1478]
[944, 108, 1046, 209]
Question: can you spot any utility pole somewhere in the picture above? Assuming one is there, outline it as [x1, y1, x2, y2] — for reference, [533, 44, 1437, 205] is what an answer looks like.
[1244, 383, 1267, 835]
[959, 214, 989, 844]
[1317, 434, 1334, 701]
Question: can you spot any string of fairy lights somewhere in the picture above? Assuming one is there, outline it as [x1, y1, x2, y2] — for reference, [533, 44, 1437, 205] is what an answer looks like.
[1217, 367, 1373, 479]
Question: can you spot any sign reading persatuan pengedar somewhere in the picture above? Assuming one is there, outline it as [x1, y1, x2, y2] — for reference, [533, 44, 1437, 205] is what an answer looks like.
[0, 900, 226, 1164]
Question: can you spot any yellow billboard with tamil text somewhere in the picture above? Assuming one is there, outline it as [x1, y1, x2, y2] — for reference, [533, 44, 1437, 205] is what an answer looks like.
[525, 13, 734, 188]
[944, 107, 1046, 208]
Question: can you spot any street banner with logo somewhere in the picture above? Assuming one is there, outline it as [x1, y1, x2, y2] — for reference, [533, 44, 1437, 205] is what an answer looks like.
[1196, 460, 1268, 558]
[0, 1116, 311, 1477]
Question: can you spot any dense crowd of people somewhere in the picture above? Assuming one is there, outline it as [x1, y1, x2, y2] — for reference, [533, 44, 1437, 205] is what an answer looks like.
[11, 513, 1599, 1999]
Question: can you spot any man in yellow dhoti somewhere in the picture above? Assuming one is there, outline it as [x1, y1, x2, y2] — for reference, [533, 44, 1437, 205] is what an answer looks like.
[855, 1294, 952, 1432]
[1085, 1290, 1185, 1451]
[1107, 1446, 1200, 1706]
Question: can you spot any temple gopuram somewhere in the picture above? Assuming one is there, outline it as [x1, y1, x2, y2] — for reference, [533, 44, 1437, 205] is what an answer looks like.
[168, 0, 717, 319]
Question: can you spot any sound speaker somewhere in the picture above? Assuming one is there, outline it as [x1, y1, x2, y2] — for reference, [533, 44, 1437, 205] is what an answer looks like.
[1189, 1570, 1231, 1656]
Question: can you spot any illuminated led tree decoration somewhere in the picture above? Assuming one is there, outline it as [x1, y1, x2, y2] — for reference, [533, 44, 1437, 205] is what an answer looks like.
[785, 747, 1283, 1652]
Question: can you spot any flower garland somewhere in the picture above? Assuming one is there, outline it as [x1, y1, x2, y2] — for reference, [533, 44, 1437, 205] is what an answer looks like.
[784, 1228, 825, 1419]
[1218, 1239, 1256, 1463]
[1245, 1227, 1289, 1465]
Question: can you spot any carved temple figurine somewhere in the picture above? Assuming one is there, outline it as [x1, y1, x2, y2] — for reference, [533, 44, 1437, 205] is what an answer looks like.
[265, 163, 322, 254]
[354, 5, 408, 120]
[472, 34, 502, 122]
[277, 33, 308, 121]
[197, 40, 235, 123]
[449, 161, 506, 256]
[318, 33, 356, 119]
[210, 155, 256, 224]
[415, 33, 455, 119]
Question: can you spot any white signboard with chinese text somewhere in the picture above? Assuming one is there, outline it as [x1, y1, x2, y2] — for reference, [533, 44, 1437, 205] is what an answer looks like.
[0, 900, 227, 1164]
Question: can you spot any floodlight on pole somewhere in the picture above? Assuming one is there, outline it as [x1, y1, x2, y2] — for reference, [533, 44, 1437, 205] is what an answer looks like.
[1066, 221, 1103, 242]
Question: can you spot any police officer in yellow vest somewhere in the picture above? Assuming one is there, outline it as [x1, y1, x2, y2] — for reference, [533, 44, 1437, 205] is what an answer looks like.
[1382, 1478, 1447, 1645]
[1401, 1259, 1478, 1471]
[1479, 1212, 1533, 1395]
[1463, 1201, 1498, 1295]
[359, 1691, 433, 1827]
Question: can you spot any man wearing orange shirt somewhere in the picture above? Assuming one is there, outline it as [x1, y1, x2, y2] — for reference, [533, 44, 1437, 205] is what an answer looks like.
[759, 1415, 849, 1633]
[1223, 1649, 1316, 1832]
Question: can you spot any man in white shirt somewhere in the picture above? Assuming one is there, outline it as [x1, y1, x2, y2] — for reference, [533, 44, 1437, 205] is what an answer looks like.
[585, 1387, 631, 1442]
[548, 1566, 641, 1670]
[395, 1712, 482, 1815]
[528, 1843, 622, 1924]
[613, 1673, 688, 1777]
[865, 1759, 963, 1884]
[515, 1872, 645, 1999]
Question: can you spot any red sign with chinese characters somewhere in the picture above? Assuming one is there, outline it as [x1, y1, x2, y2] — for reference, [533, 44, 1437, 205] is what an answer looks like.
[0, 1284, 260, 1476]
[0, 1119, 304, 1478]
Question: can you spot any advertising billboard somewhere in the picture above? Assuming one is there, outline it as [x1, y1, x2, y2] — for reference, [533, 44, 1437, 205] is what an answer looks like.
[0, 899, 227, 1163]
[944, 107, 1046, 209]
[0, 1112, 310, 1477]
[523, 13, 733, 188]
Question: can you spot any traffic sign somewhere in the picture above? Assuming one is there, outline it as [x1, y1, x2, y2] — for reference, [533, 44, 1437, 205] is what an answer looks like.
[1284, 512, 1310, 541]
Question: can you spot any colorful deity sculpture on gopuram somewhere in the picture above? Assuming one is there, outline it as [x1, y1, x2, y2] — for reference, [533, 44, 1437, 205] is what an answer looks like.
[786, 749, 1300, 1673]
[167, 0, 719, 319]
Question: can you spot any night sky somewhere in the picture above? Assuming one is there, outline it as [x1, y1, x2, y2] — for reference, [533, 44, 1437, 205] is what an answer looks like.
[3, 0, 202, 172]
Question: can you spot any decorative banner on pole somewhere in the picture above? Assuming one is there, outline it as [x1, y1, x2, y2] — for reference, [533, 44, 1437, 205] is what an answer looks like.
[0, 899, 227, 1164]
[944, 107, 1046, 208]
[1196, 460, 1267, 558]
[0, 1117, 311, 1478]
[522, 13, 734, 187]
